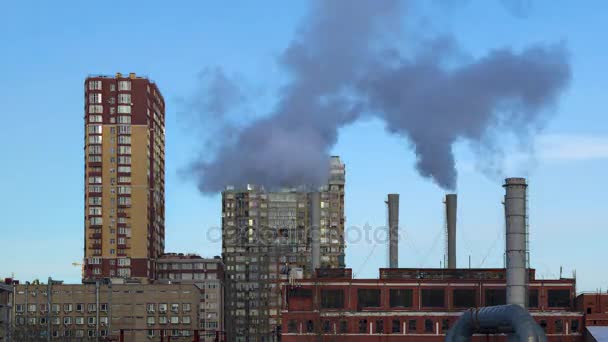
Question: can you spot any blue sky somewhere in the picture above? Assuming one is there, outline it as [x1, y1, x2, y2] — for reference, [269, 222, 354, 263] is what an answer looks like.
[0, 1, 606, 292]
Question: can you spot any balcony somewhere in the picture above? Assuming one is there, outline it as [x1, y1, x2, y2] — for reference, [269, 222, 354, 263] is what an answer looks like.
[88, 233, 102, 239]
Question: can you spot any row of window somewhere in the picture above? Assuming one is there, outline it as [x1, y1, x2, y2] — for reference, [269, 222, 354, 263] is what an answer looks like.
[88, 80, 131, 91]
[87, 135, 132, 145]
[15, 303, 108, 313]
[304, 288, 571, 310]
[288, 318, 580, 335]
[15, 315, 108, 326]
[87, 125, 132, 135]
[88, 115, 131, 124]
[146, 316, 191, 325]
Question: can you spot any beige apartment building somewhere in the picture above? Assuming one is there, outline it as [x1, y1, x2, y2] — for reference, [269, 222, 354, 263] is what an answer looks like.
[12, 281, 201, 341]
[84, 73, 166, 282]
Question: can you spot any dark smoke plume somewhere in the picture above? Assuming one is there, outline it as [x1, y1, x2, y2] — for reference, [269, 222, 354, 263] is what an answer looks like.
[189, 0, 570, 193]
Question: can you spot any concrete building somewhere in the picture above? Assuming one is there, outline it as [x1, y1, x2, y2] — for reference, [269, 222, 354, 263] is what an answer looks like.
[156, 253, 224, 340]
[222, 156, 346, 341]
[0, 280, 14, 341]
[83, 73, 166, 282]
[11, 281, 201, 341]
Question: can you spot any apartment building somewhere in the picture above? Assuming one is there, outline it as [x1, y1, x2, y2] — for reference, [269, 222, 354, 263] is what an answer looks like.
[0, 281, 13, 341]
[221, 156, 346, 341]
[83, 73, 165, 282]
[156, 253, 224, 341]
[12, 281, 200, 341]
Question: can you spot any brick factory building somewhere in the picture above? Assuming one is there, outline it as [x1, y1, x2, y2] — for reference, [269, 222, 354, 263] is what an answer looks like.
[83, 73, 166, 282]
[280, 268, 608, 341]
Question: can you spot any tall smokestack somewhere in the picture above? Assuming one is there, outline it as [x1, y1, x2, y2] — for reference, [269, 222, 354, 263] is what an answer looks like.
[445, 194, 457, 269]
[387, 194, 399, 269]
[504, 178, 528, 308]
[310, 192, 321, 273]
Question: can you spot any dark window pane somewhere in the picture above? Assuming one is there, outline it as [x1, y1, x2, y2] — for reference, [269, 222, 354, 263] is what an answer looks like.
[571, 320, 579, 333]
[408, 320, 417, 332]
[528, 289, 539, 308]
[358, 289, 381, 308]
[288, 288, 312, 298]
[555, 320, 563, 333]
[421, 289, 445, 308]
[323, 320, 331, 333]
[548, 290, 570, 307]
[453, 289, 476, 308]
[484, 289, 506, 306]
[442, 319, 449, 332]
[288, 320, 297, 333]
[424, 319, 434, 333]
[321, 290, 344, 309]
[358, 320, 368, 333]
[376, 320, 384, 334]
[390, 289, 413, 308]
[339, 320, 348, 333]
[306, 320, 314, 333]
[392, 320, 401, 333]
[539, 320, 547, 332]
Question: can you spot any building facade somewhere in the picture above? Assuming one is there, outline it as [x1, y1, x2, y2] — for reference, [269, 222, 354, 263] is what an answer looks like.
[222, 156, 346, 341]
[83, 73, 166, 282]
[0, 280, 14, 341]
[281, 268, 592, 341]
[11, 281, 200, 341]
[156, 253, 224, 340]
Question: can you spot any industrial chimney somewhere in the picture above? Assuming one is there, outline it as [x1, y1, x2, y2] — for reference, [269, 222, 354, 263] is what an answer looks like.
[445, 194, 457, 269]
[310, 192, 321, 273]
[504, 178, 528, 308]
[386, 194, 399, 268]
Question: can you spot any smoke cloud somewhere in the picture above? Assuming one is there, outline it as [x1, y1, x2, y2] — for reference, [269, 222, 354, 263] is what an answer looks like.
[189, 0, 571, 193]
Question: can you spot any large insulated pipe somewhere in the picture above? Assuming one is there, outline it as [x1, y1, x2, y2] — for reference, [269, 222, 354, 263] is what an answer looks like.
[445, 194, 457, 269]
[310, 192, 321, 273]
[446, 304, 547, 342]
[387, 194, 399, 268]
[504, 178, 528, 308]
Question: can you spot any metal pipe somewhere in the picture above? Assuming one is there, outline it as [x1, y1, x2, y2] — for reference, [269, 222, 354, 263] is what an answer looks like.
[387, 194, 399, 268]
[504, 178, 528, 308]
[445, 194, 457, 269]
[310, 192, 321, 273]
[446, 304, 546, 342]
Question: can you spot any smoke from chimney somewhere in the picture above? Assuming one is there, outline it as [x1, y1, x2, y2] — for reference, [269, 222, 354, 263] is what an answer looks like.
[188, 0, 571, 193]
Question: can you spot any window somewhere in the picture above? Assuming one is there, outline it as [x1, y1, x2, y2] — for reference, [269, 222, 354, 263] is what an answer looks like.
[358, 319, 368, 333]
[321, 289, 344, 309]
[89, 80, 102, 90]
[51, 304, 60, 312]
[117, 116, 131, 124]
[529, 289, 539, 308]
[76, 303, 84, 312]
[390, 289, 413, 308]
[118, 166, 131, 173]
[100, 316, 108, 325]
[442, 319, 449, 332]
[89, 93, 102, 104]
[88, 125, 102, 134]
[548, 290, 571, 307]
[118, 186, 131, 194]
[339, 320, 348, 333]
[323, 320, 331, 333]
[75, 317, 84, 325]
[453, 289, 476, 308]
[118, 125, 131, 134]
[88, 330, 95, 337]
[539, 320, 547, 332]
[424, 319, 434, 333]
[118, 93, 131, 104]
[89, 115, 103, 123]
[159, 304, 168, 313]
[89, 207, 102, 215]
[392, 319, 401, 333]
[100, 303, 108, 311]
[118, 80, 131, 90]
[484, 289, 506, 307]
[90, 217, 103, 225]
[555, 319, 563, 333]
[118, 146, 131, 154]
[28, 304, 36, 312]
[118, 135, 131, 144]
[147, 330, 155, 338]
[88, 316, 96, 325]
[408, 320, 417, 332]
[117, 105, 131, 114]
[288, 320, 297, 333]
[89, 105, 103, 114]
[147, 303, 155, 312]
[182, 316, 191, 324]
[76, 330, 84, 337]
[52, 317, 60, 325]
[88, 135, 102, 144]
[159, 316, 167, 324]
[64, 303, 73, 312]
[376, 320, 384, 334]
[170, 316, 179, 324]
[571, 319, 579, 333]
[421, 289, 445, 308]
[147, 316, 155, 325]
[358, 289, 381, 308]
[63, 317, 72, 325]
[118, 197, 131, 205]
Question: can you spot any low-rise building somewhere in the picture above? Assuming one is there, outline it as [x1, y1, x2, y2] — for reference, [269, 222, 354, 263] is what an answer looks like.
[0, 279, 15, 341]
[12, 280, 202, 341]
[156, 253, 224, 341]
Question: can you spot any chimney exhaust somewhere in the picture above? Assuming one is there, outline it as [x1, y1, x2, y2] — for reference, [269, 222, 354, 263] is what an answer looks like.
[310, 192, 321, 273]
[387, 194, 399, 268]
[445, 194, 457, 269]
[504, 178, 528, 308]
